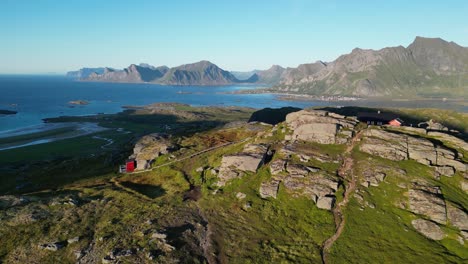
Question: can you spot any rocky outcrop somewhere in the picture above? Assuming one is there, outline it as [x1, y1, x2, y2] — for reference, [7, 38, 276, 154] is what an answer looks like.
[409, 183, 446, 224]
[411, 219, 445, 240]
[434, 166, 455, 177]
[217, 144, 269, 186]
[361, 170, 386, 187]
[270, 159, 286, 175]
[360, 128, 466, 172]
[285, 110, 357, 144]
[427, 131, 468, 153]
[39, 241, 66, 251]
[447, 204, 468, 231]
[0, 195, 28, 209]
[259, 180, 280, 199]
[129, 133, 175, 170]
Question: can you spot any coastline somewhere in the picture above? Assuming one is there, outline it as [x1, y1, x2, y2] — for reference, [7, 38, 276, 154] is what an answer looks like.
[0, 122, 108, 151]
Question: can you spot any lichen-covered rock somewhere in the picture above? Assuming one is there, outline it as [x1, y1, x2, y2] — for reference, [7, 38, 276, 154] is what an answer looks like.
[281, 172, 338, 203]
[286, 163, 311, 177]
[434, 166, 455, 177]
[360, 137, 407, 161]
[447, 204, 468, 231]
[411, 219, 445, 240]
[316, 196, 335, 210]
[259, 180, 280, 199]
[292, 123, 339, 144]
[435, 147, 466, 172]
[407, 137, 436, 165]
[270, 159, 286, 175]
[409, 184, 446, 224]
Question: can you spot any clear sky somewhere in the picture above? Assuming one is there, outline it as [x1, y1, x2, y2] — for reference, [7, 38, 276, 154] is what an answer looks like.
[1, 0, 467, 74]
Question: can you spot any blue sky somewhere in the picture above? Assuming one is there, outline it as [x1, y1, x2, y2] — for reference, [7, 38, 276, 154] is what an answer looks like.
[1, 0, 467, 74]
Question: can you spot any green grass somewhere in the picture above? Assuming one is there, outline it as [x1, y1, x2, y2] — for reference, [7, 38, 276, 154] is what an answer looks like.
[198, 166, 334, 263]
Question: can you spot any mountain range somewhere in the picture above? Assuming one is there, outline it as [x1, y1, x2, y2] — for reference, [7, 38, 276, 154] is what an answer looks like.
[68, 37, 468, 97]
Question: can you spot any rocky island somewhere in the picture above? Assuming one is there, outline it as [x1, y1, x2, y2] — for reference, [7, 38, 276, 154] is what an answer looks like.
[68, 100, 89, 105]
[0, 110, 17, 115]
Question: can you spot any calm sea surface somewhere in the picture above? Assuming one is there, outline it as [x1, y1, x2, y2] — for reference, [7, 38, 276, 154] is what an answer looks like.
[0, 75, 466, 135]
[0, 76, 323, 134]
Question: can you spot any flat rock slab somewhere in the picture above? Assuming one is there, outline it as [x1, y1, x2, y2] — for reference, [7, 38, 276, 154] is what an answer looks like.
[447, 204, 468, 231]
[260, 180, 280, 199]
[409, 185, 446, 224]
[316, 196, 335, 210]
[412, 219, 445, 240]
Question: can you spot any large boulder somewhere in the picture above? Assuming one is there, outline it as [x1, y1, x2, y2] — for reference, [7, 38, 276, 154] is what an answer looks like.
[217, 144, 268, 186]
[285, 110, 356, 144]
[411, 219, 445, 240]
[281, 172, 338, 203]
[292, 123, 338, 144]
[409, 184, 446, 224]
[316, 196, 335, 210]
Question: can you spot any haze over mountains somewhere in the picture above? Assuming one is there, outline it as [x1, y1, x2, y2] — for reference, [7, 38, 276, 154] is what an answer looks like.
[68, 37, 468, 97]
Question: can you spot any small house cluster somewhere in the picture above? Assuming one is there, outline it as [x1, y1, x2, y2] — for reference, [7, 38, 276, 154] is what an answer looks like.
[357, 111, 403, 126]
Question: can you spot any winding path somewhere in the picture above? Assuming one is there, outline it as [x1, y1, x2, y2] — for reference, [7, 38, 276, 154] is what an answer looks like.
[321, 131, 362, 264]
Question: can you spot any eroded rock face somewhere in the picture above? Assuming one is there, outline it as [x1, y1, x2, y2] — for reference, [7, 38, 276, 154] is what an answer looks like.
[447, 204, 468, 231]
[360, 137, 407, 161]
[259, 180, 280, 199]
[409, 184, 446, 224]
[427, 131, 468, 153]
[360, 128, 466, 172]
[130, 133, 175, 170]
[217, 144, 268, 186]
[411, 219, 445, 240]
[285, 110, 357, 144]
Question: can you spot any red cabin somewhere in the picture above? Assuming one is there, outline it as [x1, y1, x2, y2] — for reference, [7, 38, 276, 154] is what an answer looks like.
[126, 159, 136, 172]
[388, 118, 403, 127]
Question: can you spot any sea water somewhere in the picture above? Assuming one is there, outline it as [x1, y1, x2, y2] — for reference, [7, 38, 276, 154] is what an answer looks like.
[0, 75, 322, 134]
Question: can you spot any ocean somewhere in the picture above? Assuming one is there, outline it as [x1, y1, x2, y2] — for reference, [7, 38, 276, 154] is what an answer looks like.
[0, 75, 466, 136]
[0, 75, 323, 135]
